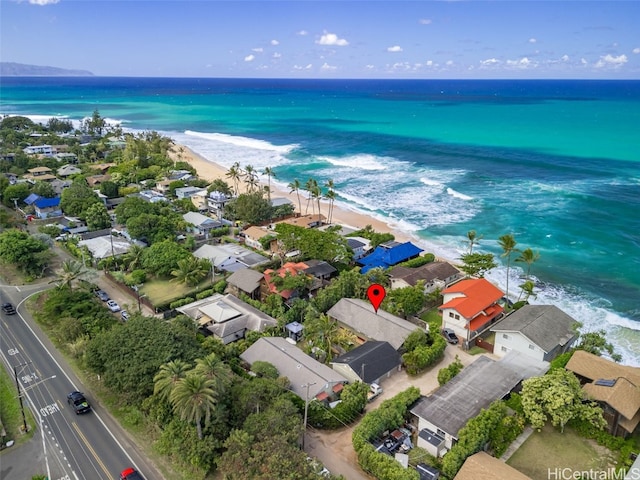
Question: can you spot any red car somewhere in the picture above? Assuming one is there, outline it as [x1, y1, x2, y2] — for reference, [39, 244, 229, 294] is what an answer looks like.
[120, 467, 144, 480]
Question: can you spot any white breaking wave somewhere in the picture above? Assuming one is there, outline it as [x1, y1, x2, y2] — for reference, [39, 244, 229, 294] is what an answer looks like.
[420, 177, 444, 187]
[320, 153, 392, 171]
[446, 187, 473, 201]
[185, 130, 298, 154]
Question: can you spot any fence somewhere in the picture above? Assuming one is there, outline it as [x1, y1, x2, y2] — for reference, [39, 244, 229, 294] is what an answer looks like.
[103, 271, 156, 312]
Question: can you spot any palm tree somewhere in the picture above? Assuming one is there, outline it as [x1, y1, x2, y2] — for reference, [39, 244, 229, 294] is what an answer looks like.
[170, 374, 218, 439]
[225, 162, 242, 196]
[53, 259, 84, 290]
[288, 179, 302, 215]
[518, 279, 537, 303]
[171, 257, 211, 287]
[313, 184, 323, 225]
[243, 164, 258, 192]
[193, 353, 232, 391]
[498, 233, 518, 306]
[153, 359, 191, 402]
[304, 178, 317, 215]
[516, 247, 540, 279]
[263, 167, 275, 203]
[324, 189, 336, 224]
[466, 230, 483, 254]
[123, 244, 145, 272]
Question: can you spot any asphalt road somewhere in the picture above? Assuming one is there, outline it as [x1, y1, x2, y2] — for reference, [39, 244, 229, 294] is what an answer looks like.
[0, 282, 160, 480]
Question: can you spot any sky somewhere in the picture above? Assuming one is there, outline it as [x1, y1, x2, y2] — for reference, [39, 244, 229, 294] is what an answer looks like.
[1, 0, 639, 79]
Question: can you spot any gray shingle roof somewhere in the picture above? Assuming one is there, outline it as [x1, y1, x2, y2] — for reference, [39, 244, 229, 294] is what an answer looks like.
[491, 305, 578, 352]
[226, 268, 264, 293]
[331, 341, 401, 383]
[240, 337, 347, 399]
[327, 298, 419, 350]
[388, 261, 460, 287]
[410, 356, 523, 439]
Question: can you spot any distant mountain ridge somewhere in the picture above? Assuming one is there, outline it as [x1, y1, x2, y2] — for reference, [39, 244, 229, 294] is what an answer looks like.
[1, 62, 94, 77]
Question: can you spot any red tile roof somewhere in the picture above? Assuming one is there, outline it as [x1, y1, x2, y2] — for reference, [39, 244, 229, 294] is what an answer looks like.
[263, 262, 308, 299]
[467, 304, 504, 331]
[440, 278, 504, 319]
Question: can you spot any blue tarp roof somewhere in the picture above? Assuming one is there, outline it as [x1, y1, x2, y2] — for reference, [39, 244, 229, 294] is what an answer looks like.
[34, 197, 61, 208]
[358, 241, 424, 273]
[24, 193, 41, 205]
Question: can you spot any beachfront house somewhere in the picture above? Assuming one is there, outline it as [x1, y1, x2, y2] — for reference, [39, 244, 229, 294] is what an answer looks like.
[439, 278, 504, 347]
[491, 305, 579, 362]
[566, 350, 640, 437]
[356, 240, 423, 273]
[388, 261, 462, 293]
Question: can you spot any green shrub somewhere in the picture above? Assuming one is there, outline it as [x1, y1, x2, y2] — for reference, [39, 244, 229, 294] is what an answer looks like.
[196, 288, 214, 300]
[403, 334, 447, 375]
[169, 297, 195, 309]
[398, 254, 435, 268]
[437, 355, 464, 386]
[130, 269, 146, 284]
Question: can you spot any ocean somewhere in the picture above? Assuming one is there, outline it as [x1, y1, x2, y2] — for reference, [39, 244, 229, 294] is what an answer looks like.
[1, 77, 639, 364]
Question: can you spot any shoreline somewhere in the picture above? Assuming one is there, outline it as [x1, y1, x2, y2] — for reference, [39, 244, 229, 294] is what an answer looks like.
[169, 143, 415, 245]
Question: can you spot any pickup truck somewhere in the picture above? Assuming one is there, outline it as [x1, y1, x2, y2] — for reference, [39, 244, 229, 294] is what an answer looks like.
[367, 383, 383, 402]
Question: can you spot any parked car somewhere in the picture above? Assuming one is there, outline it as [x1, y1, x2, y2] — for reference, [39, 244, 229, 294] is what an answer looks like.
[106, 300, 121, 312]
[121, 310, 130, 321]
[67, 391, 91, 414]
[2, 303, 16, 315]
[441, 328, 459, 345]
[120, 467, 144, 480]
[95, 289, 110, 302]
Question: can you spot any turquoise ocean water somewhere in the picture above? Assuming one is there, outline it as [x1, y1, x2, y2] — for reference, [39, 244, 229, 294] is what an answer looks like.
[1, 77, 639, 363]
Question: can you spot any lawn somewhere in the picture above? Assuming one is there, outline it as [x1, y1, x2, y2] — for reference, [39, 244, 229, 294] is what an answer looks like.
[139, 277, 215, 306]
[507, 424, 616, 479]
[0, 364, 36, 448]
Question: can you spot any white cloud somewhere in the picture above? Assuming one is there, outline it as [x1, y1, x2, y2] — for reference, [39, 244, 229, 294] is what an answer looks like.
[419, 18, 432, 25]
[529, 38, 537, 43]
[581, 58, 588, 65]
[293, 64, 313, 70]
[506, 57, 534, 68]
[316, 32, 349, 46]
[297, 30, 308, 36]
[633, 47, 640, 54]
[244, 54, 255, 62]
[387, 45, 403, 52]
[445, 60, 454, 66]
[480, 58, 500, 66]
[425, 60, 434, 67]
[595, 53, 628, 68]
[271, 40, 279, 46]
[28, 0, 59, 4]
[561, 54, 569, 62]
[366, 64, 375, 69]
[272, 52, 281, 59]
[320, 62, 337, 71]
[252, 47, 263, 53]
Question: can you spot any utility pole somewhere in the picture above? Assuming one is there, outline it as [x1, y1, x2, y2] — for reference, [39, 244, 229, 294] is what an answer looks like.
[13, 361, 32, 433]
[301, 382, 317, 450]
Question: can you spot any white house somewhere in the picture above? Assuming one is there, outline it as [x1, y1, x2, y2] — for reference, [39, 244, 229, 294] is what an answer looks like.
[182, 211, 223, 237]
[439, 278, 504, 345]
[23, 145, 54, 155]
[491, 305, 579, 362]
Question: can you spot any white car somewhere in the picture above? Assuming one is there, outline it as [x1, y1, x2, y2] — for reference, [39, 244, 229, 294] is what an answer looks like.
[106, 300, 121, 312]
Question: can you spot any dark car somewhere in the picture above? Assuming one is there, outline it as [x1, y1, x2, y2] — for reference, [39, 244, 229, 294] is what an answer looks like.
[441, 328, 459, 345]
[120, 467, 145, 480]
[95, 290, 110, 302]
[67, 391, 91, 414]
[2, 303, 16, 315]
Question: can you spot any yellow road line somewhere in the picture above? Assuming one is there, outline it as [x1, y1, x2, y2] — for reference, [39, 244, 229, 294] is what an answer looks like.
[72, 421, 114, 479]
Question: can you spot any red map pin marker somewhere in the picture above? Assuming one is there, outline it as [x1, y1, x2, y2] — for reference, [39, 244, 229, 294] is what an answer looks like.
[367, 283, 386, 313]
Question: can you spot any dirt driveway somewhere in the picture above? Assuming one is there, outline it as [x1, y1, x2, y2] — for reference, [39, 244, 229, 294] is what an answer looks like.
[304, 344, 483, 479]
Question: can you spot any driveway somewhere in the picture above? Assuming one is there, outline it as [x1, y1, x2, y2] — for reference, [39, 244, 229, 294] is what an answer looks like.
[304, 344, 483, 479]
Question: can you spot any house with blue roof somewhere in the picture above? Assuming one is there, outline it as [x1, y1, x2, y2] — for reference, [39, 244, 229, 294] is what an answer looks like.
[357, 240, 424, 273]
[23, 193, 41, 206]
[33, 196, 62, 219]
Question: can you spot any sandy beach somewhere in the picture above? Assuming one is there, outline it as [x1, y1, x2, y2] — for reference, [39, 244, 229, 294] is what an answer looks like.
[169, 143, 413, 244]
